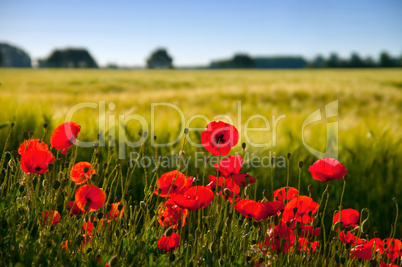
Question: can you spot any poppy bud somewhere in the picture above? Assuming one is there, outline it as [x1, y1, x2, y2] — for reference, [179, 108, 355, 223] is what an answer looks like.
[93, 143, 99, 148]
[287, 153, 291, 159]
[271, 157, 275, 165]
[298, 161, 303, 168]
[138, 131, 142, 136]
[179, 150, 185, 157]
[153, 135, 157, 141]
[19, 185, 24, 193]
[343, 175, 348, 180]
[108, 255, 118, 267]
[84, 203, 91, 211]
[308, 184, 314, 194]
[223, 188, 231, 196]
[23, 131, 29, 140]
[242, 142, 246, 149]
[10, 122, 15, 128]
[307, 210, 313, 217]
[263, 189, 270, 200]
[169, 254, 175, 262]
[313, 216, 319, 226]
[184, 128, 189, 134]
[293, 207, 298, 214]
[90, 174, 98, 182]
[115, 195, 121, 202]
[361, 219, 370, 233]
[164, 227, 174, 237]
[11, 150, 18, 158]
[332, 221, 341, 231]
[140, 201, 147, 211]
[225, 217, 231, 227]
[28, 131, 34, 138]
[8, 159, 16, 172]
[53, 180, 60, 190]
[84, 167, 90, 174]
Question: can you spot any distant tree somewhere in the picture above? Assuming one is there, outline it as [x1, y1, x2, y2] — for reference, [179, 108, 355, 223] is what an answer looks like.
[327, 53, 340, 68]
[349, 53, 365, 68]
[379, 51, 396, 67]
[363, 56, 376, 68]
[310, 55, 326, 68]
[40, 48, 98, 68]
[232, 54, 254, 68]
[146, 49, 173, 69]
[0, 43, 31, 67]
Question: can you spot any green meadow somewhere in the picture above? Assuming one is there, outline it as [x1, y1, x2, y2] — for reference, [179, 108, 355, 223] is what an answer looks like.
[0, 68, 401, 240]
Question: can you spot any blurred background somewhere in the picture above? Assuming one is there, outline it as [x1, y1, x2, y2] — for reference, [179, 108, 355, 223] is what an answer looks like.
[0, 0, 401, 237]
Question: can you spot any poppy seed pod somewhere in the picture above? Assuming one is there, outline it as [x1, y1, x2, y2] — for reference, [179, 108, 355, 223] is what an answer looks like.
[28, 131, 34, 138]
[142, 131, 148, 138]
[184, 128, 189, 134]
[10, 122, 15, 128]
[287, 153, 291, 159]
[164, 227, 174, 237]
[153, 135, 157, 141]
[299, 161, 303, 168]
[242, 142, 246, 149]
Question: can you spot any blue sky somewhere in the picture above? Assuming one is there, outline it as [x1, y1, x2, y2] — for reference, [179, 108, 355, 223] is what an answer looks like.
[1, 0, 401, 66]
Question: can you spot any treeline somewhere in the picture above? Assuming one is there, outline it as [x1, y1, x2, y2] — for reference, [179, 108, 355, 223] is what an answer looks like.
[1, 42, 401, 69]
[211, 52, 402, 69]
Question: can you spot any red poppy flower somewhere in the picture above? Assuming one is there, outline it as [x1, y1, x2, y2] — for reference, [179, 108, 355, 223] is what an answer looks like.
[50, 122, 81, 155]
[235, 199, 284, 221]
[308, 158, 347, 182]
[338, 231, 364, 245]
[274, 187, 299, 203]
[298, 237, 319, 253]
[21, 149, 55, 174]
[105, 202, 124, 222]
[83, 219, 95, 236]
[263, 222, 296, 252]
[157, 232, 181, 251]
[42, 210, 61, 226]
[66, 201, 84, 216]
[70, 162, 95, 185]
[75, 185, 106, 212]
[333, 208, 359, 228]
[18, 139, 49, 155]
[154, 170, 193, 197]
[171, 186, 214, 211]
[282, 196, 319, 224]
[383, 238, 402, 262]
[214, 155, 256, 187]
[158, 199, 188, 228]
[207, 175, 240, 202]
[299, 225, 321, 238]
[201, 121, 239, 156]
[350, 238, 384, 260]
[380, 263, 399, 267]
